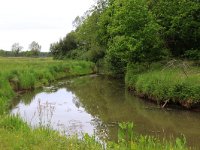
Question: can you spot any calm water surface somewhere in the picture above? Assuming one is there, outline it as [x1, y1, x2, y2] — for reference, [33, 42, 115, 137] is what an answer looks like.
[11, 75, 200, 148]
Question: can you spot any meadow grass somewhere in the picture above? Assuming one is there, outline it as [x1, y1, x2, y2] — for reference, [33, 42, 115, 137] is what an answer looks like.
[0, 57, 189, 149]
[0, 57, 94, 111]
[125, 62, 200, 108]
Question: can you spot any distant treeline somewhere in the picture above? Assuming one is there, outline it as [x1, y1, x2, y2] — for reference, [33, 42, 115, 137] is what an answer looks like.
[50, 0, 200, 75]
[0, 50, 50, 57]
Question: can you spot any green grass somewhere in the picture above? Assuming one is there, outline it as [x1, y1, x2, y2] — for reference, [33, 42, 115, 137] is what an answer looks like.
[0, 57, 103, 149]
[125, 62, 200, 108]
[0, 57, 189, 149]
[0, 57, 95, 116]
[0, 116, 102, 150]
[0, 57, 95, 112]
[0, 117, 188, 150]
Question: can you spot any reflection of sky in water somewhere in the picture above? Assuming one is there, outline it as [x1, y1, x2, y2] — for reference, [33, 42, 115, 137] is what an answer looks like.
[11, 88, 96, 136]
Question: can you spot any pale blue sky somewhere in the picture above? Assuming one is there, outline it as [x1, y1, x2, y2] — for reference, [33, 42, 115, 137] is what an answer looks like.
[0, 0, 95, 52]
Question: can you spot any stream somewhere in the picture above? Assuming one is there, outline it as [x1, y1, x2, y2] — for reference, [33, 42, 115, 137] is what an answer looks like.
[11, 75, 200, 149]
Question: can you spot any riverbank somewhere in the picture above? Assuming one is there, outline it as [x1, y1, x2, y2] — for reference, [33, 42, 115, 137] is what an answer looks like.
[0, 57, 189, 149]
[0, 57, 95, 114]
[125, 61, 200, 109]
[0, 115, 188, 150]
[0, 57, 99, 149]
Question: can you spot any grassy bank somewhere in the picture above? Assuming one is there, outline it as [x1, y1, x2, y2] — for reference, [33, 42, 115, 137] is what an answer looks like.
[0, 57, 95, 114]
[0, 57, 189, 149]
[0, 115, 103, 150]
[125, 61, 200, 108]
[0, 57, 103, 149]
[0, 116, 188, 150]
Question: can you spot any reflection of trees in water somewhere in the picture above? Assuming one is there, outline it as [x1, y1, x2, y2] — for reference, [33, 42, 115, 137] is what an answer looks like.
[11, 85, 61, 109]
[65, 76, 200, 148]
[64, 76, 127, 141]
[90, 117, 110, 141]
[125, 90, 200, 137]
[125, 90, 200, 148]
[10, 88, 42, 109]
[72, 96, 81, 108]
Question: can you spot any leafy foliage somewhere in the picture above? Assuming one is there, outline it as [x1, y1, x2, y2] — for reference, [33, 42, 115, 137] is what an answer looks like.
[51, 0, 199, 77]
[11, 43, 23, 56]
[150, 0, 200, 57]
[29, 41, 41, 56]
[107, 122, 188, 150]
[50, 31, 77, 59]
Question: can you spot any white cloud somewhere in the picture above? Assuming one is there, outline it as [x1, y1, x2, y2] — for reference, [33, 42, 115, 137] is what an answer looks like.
[0, 0, 95, 51]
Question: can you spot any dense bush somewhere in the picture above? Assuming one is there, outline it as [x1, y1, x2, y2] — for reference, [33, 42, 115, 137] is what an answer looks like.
[151, 0, 200, 57]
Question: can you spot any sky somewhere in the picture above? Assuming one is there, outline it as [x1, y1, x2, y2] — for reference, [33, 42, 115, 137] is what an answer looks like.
[0, 0, 95, 52]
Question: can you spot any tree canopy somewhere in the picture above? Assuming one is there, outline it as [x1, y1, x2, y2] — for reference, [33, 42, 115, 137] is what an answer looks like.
[50, 0, 200, 75]
[11, 43, 23, 56]
[29, 41, 41, 56]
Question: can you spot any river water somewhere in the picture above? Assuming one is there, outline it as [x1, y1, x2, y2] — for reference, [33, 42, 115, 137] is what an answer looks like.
[11, 75, 200, 148]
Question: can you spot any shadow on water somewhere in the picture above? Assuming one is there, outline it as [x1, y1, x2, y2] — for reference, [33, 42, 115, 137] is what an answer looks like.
[11, 75, 200, 149]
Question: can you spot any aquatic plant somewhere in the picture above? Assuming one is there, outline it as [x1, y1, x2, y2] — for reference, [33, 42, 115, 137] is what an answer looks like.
[107, 122, 188, 150]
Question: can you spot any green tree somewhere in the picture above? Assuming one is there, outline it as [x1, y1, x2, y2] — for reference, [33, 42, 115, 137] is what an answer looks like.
[104, 0, 168, 75]
[151, 0, 200, 57]
[50, 42, 60, 59]
[29, 41, 41, 56]
[11, 43, 23, 56]
[50, 32, 77, 59]
[75, 7, 105, 62]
